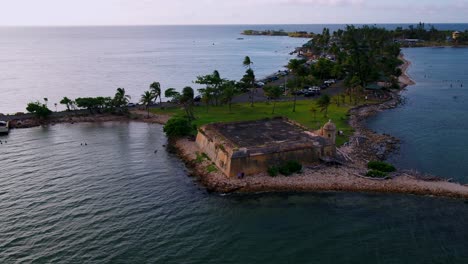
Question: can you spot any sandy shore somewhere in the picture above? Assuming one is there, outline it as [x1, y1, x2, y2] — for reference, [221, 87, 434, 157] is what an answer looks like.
[398, 54, 416, 87]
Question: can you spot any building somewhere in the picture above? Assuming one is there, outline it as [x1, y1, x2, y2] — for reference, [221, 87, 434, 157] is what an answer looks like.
[195, 117, 336, 177]
[452, 31, 461, 40]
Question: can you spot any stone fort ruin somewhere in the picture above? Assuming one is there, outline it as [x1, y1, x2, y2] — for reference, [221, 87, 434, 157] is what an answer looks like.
[195, 117, 337, 177]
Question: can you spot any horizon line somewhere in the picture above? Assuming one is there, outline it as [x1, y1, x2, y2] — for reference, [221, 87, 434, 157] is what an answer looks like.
[1, 22, 468, 28]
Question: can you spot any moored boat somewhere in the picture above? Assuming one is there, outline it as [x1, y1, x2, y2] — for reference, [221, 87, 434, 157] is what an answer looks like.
[0, 121, 9, 135]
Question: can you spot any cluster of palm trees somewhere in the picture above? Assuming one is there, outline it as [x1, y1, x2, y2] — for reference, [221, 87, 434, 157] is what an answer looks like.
[57, 87, 132, 114]
[140, 82, 163, 117]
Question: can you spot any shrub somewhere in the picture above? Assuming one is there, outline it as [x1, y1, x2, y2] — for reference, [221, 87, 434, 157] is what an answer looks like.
[207, 164, 218, 173]
[26, 101, 52, 118]
[163, 117, 194, 138]
[269, 160, 302, 176]
[366, 170, 388, 178]
[278, 165, 292, 176]
[367, 161, 396, 172]
[267, 166, 279, 177]
[285, 160, 302, 174]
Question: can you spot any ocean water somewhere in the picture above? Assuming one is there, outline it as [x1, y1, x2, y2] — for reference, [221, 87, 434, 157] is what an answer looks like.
[367, 47, 468, 183]
[1, 25, 468, 263]
[1, 24, 467, 114]
[0, 25, 307, 114]
[0, 122, 467, 263]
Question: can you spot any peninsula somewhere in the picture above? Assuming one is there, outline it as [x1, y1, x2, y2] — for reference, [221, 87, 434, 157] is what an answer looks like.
[4, 24, 468, 199]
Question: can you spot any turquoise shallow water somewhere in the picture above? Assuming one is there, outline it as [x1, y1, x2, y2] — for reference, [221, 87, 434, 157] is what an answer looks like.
[367, 47, 468, 183]
[0, 122, 467, 263]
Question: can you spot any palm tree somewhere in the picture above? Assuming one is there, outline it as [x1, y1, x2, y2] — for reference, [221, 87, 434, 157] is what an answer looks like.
[221, 81, 237, 113]
[164, 88, 180, 103]
[140, 91, 155, 117]
[317, 94, 331, 117]
[310, 106, 318, 122]
[150, 82, 162, 104]
[180, 86, 195, 120]
[60, 97, 73, 111]
[264, 86, 283, 114]
[114, 88, 131, 109]
[243, 56, 252, 69]
[242, 56, 256, 107]
[241, 68, 255, 107]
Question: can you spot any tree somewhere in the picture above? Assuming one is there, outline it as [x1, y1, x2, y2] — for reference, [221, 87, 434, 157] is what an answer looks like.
[264, 86, 283, 114]
[180, 86, 195, 120]
[163, 117, 194, 139]
[140, 91, 155, 117]
[60, 97, 74, 111]
[286, 79, 300, 113]
[310, 106, 318, 122]
[150, 82, 162, 104]
[195, 70, 225, 106]
[287, 59, 304, 73]
[317, 94, 331, 117]
[221, 81, 238, 113]
[164, 88, 181, 103]
[75, 97, 110, 114]
[241, 68, 256, 107]
[26, 101, 52, 119]
[241, 56, 256, 107]
[113, 88, 131, 111]
[243, 56, 253, 69]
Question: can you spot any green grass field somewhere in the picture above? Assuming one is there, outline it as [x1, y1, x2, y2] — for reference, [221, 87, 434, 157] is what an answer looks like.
[152, 97, 373, 146]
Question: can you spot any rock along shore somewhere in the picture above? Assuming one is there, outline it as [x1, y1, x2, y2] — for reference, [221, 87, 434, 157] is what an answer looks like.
[172, 54, 468, 199]
[4, 63, 468, 199]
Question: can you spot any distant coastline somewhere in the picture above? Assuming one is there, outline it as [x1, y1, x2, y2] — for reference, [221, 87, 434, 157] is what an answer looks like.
[242, 29, 314, 38]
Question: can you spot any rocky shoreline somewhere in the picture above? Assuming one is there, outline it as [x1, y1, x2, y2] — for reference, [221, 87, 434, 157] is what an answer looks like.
[5, 109, 171, 129]
[4, 57, 468, 199]
[171, 54, 468, 199]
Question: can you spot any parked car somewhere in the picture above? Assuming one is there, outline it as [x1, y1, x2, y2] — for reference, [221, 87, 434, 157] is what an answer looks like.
[127, 103, 136, 107]
[277, 70, 288, 76]
[292, 90, 304, 96]
[254, 82, 265, 88]
[268, 76, 279, 82]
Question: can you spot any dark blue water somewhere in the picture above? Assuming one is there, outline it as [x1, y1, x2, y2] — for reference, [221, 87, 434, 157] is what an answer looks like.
[368, 47, 468, 183]
[0, 122, 467, 263]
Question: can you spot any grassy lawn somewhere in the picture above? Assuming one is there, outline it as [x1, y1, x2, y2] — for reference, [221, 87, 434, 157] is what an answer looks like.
[152, 96, 375, 146]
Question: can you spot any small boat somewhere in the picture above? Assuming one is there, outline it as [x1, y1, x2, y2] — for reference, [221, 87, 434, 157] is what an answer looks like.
[0, 121, 9, 135]
[236, 37, 244, 40]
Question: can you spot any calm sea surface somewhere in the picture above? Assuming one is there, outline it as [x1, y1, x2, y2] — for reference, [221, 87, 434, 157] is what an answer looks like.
[0, 122, 467, 263]
[0, 25, 308, 114]
[368, 47, 468, 183]
[1, 25, 468, 263]
[1, 24, 468, 114]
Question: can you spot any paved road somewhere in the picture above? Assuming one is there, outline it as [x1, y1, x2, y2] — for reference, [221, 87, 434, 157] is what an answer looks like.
[232, 76, 346, 104]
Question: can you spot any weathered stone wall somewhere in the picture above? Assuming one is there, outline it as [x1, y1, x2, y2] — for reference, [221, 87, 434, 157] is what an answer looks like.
[229, 148, 322, 177]
[195, 130, 232, 176]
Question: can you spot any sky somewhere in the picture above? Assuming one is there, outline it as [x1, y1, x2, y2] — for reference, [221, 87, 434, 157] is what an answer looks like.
[0, 0, 467, 26]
